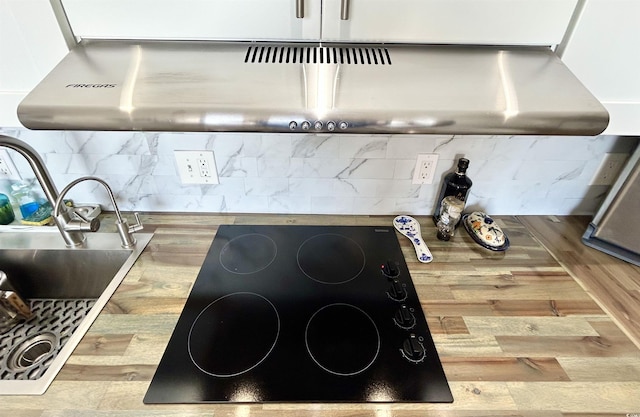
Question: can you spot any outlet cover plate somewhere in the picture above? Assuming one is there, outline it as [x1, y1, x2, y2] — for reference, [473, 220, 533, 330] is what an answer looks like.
[174, 150, 219, 184]
[412, 154, 439, 184]
[590, 153, 628, 186]
[0, 149, 21, 180]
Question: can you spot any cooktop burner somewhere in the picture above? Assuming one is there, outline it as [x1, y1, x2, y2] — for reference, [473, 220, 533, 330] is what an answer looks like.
[144, 225, 453, 403]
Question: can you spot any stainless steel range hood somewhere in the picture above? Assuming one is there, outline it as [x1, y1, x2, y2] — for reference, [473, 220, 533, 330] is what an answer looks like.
[17, 39, 609, 135]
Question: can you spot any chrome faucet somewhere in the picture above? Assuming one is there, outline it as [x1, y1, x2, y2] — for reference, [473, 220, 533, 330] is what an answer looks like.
[0, 135, 143, 248]
[53, 176, 143, 248]
[0, 134, 86, 246]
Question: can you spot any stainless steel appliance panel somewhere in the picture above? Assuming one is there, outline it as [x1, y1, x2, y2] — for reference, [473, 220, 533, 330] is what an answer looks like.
[583, 144, 640, 266]
[17, 40, 609, 135]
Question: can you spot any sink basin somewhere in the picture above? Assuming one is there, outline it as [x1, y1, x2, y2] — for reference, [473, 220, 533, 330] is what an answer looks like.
[0, 230, 152, 395]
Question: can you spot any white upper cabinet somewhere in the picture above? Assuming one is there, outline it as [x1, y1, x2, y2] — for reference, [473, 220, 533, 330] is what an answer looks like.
[0, 0, 67, 126]
[61, 0, 322, 41]
[322, 0, 579, 45]
[560, 0, 640, 135]
[61, 0, 577, 45]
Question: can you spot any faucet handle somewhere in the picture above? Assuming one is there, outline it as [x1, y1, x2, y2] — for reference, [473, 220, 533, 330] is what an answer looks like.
[65, 216, 101, 233]
[65, 206, 101, 232]
[128, 212, 144, 233]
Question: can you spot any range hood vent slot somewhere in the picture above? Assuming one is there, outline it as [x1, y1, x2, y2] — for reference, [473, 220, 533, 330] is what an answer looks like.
[244, 45, 392, 65]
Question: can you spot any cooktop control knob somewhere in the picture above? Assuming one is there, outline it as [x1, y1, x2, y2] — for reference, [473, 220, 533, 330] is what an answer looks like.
[301, 121, 311, 131]
[401, 334, 426, 363]
[289, 121, 298, 130]
[387, 279, 407, 301]
[339, 121, 348, 130]
[314, 121, 323, 130]
[327, 121, 336, 131]
[394, 304, 416, 329]
[381, 261, 400, 278]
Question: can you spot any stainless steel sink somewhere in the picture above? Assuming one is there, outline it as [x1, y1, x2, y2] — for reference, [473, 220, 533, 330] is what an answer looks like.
[0, 230, 152, 395]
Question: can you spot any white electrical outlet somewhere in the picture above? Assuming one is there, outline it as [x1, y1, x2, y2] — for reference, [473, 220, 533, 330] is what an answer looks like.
[412, 154, 439, 184]
[174, 150, 219, 184]
[590, 153, 628, 185]
[0, 149, 21, 180]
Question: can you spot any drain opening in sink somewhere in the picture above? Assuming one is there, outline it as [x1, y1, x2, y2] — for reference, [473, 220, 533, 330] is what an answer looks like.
[7, 332, 59, 371]
[1, 299, 95, 380]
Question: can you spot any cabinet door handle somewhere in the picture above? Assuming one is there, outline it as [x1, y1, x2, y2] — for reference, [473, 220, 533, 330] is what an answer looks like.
[296, 0, 304, 18]
[340, 0, 350, 20]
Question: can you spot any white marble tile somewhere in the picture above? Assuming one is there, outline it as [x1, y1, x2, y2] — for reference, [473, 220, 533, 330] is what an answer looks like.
[6, 129, 71, 153]
[148, 154, 176, 176]
[66, 154, 143, 176]
[522, 135, 608, 161]
[386, 135, 442, 158]
[202, 177, 247, 196]
[244, 177, 289, 197]
[417, 183, 440, 203]
[268, 195, 311, 214]
[514, 160, 588, 181]
[152, 175, 203, 197]
[375, 179, 421, 199]
[217, 156, 258, 178]
[338, 136, 388, 159]
[546, 181, 608, 200]
[35, 153, 73, 175]
[289, 178, 336, 197]
[394, 198, 434, 216]
[352, 197, 397, 215]
[142, 193, 220, 212]
[221, 195, 269, 213]
[433, 135, 489, 160]
[311, 196, 355, 214]
[471, 158, 524, 182]
[303, 158, 395, 179]
[257, 134, 292, 158]
[393, 159, 417, 180]
[291, 135, 340, 158]
[333, 179, 379, 197]
[257, 157, 301, 178]
[557, 196, 607, 215]
[61, 131, 150, 155]
[481, 135, 539, 161]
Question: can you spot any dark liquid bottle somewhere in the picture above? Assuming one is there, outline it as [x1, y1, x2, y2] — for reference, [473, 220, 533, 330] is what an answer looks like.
[433, 158, 472, 225]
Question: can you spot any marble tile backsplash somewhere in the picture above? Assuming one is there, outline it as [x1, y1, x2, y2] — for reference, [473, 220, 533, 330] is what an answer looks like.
[0, 128, 638, 216]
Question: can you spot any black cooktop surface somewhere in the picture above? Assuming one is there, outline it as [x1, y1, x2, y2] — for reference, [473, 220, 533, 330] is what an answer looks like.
[144, 225, 453, 403]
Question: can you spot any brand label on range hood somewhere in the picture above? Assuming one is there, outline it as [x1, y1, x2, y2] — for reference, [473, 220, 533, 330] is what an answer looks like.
[18, 40, 609, 135]
[65, 84, 117, 88]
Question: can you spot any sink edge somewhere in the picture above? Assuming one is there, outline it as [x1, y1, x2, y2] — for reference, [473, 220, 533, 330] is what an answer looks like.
[0, 232, 154, 395]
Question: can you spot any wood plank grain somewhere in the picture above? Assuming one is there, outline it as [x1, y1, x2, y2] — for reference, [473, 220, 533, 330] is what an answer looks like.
[57, 364, 156, 381]
[497, 335, 639, 358]
[71, 334, 134, 355]
[3, 382, 108, 410]
[519, 215, 640, 348]
[507, 381, 640, 413]
[427, 316, 470, 334]
[557, 357, 640, 381]
[464, 317, 599, 337]
[488, 299, 604, 317]
[432, 335, 503, 357]
[442, 357, 570, 382]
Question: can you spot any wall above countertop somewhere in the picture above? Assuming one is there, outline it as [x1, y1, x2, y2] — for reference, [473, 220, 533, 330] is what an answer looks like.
[0, 128, 637, 217]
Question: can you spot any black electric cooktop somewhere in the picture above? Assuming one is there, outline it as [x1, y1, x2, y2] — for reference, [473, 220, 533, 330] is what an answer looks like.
[144, 225, 453, 403]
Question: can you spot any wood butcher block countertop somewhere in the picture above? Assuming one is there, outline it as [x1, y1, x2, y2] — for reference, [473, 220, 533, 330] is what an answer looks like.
[5, 214, 640, 416]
